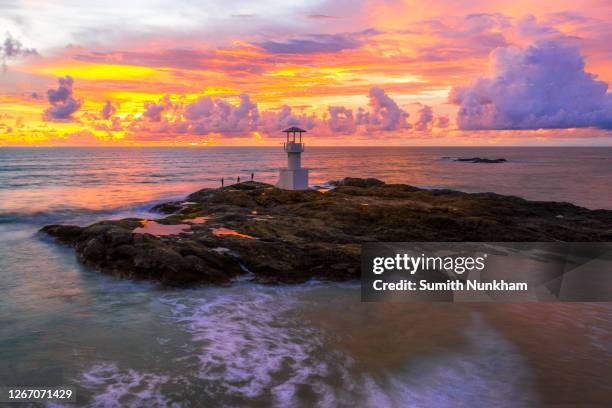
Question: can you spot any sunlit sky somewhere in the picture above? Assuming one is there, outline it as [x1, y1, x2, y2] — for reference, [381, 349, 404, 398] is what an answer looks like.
[1, 0, 611, 146]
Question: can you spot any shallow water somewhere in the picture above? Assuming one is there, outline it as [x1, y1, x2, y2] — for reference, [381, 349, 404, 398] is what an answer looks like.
[0, 147, 610, 407]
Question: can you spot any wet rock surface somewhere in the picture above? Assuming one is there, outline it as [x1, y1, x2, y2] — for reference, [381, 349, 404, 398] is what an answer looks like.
[41, 179, 612, 286]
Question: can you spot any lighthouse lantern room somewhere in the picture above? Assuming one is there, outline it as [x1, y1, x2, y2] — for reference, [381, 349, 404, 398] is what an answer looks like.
[276, 127, 309, 190]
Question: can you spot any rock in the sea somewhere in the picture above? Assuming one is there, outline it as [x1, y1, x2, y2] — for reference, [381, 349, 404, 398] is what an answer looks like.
[41, 179, 612, 287]
[330, 177, 386, 187]
[40, 224, 83, 244]
[454, 157, 507, 163]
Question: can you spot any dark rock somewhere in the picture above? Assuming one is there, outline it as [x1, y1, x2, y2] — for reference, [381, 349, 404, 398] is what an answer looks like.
[331, 177, 385, 187]
[113, 244, 138, 259]
[186, 182, 273, 203]
[40, 177, 612, 287]
[185, 188, 217, 203]
[105, 228, 133, 246]
[151, 201, 183, 214]
[78, 237, 106, 263]
[454, 157, 507, 163]
[228, 181, 270, 191]
[39, 225, 83, 244]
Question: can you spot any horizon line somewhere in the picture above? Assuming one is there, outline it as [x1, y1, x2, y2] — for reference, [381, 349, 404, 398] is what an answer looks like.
[1, 144, 612, 148]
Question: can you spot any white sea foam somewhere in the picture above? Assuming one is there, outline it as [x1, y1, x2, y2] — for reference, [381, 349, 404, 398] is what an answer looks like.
[78, 362, 179, 408]
[164, 289, 325, 398]
[156, 286, 366, 406]
[68, 282, 542, 407]
[158, 287, 538, 407]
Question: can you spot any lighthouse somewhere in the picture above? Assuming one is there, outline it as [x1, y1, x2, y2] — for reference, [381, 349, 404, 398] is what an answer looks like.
[276, 127, 309, 190]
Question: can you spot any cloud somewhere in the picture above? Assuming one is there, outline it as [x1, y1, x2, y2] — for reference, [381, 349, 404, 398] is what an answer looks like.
[94, 116, 122, 133]
[143, 101, 166, 122]
[183, 96, 214, 121]
[257, 29, 379, 54]
[328, 106, 357, 134]
[127, 87, 415, 140]
[1, 32, 37, 70]
[297, 88, 413, 135]
[462, 13, 512, 34]
[187, 94, 259, 135]
[46, 76, 73, 103]
[101, 100, 117, 120]
[449, 41, 612, 130]
[74, 48, 266, 74]
[318, 88, 411, 135]
[359, 87, 410, 131]
[407, 14, 510, 61]
[260, 105, 316, 134]
[410, 104, 450, 132]
[44, 76, 82, 121]
[144, 102, 165, 122]
[515, 15, 564, 41]
[435, 116, 450, 128]
[421, 13, 511, 38]
[136, 94, 260, 137]
[306, 14, 340, 20]
[319, 88, 412, 135]
[413, 105, 434, 131]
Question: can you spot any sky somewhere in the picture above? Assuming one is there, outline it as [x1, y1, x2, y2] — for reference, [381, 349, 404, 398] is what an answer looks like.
[0, 0, 611, 146]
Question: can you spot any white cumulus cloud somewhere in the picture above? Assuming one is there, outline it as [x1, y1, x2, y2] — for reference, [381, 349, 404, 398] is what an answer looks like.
[449, 41, 612, 130]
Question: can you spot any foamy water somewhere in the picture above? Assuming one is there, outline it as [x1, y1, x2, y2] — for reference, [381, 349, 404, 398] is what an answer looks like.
[69, 284, 545, 407]
[0, 147, 611, 407]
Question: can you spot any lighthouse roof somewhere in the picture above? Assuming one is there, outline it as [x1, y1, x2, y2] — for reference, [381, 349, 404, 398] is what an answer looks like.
[282, 126, 306, 133]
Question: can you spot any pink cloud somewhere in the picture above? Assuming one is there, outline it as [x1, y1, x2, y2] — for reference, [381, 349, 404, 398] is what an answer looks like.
[101, 100, 117, 119]
[44, 76, 82, 121]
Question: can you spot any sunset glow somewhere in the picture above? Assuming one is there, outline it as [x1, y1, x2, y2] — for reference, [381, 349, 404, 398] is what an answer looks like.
[1, 0, 611, 146]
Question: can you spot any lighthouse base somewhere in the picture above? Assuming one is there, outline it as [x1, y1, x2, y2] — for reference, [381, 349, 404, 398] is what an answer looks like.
[276, 168, 309, 190]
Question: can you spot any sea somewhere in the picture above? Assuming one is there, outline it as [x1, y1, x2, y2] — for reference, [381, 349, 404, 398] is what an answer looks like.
[0, 146, 610, 407]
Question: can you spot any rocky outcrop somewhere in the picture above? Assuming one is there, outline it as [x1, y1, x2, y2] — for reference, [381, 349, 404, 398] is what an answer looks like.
[330, 177, 386, 187]
[41, 178, 612, 287]
[454, 157, 507, 163]
[151, 201, 184, 214]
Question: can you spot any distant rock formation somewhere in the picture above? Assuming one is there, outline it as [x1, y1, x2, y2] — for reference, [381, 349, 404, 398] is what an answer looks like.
[453, 157, 507, 163]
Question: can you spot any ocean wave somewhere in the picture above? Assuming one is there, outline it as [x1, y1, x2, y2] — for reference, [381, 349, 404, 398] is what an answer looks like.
[66, 284, 539, 407]
[0, 199, 171, 226]
[0, 208, 103, 225]
[77, 362, 180, 408]
[158, 286, 359, 406]
[153, 287, 537, 407]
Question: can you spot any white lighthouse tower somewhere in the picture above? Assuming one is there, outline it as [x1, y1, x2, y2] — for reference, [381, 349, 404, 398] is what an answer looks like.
[276, 127, 309, 190]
